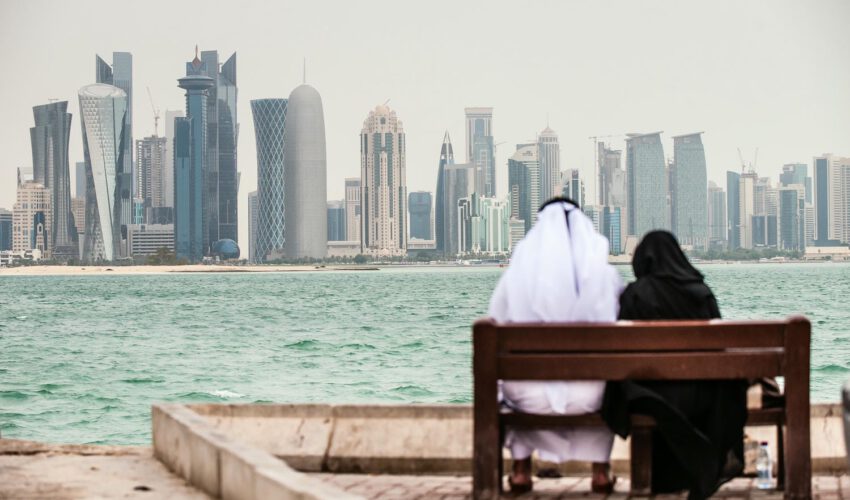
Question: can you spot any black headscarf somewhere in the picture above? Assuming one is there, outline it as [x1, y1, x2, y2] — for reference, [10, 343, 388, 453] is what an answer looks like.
[601, 231, 747, 500]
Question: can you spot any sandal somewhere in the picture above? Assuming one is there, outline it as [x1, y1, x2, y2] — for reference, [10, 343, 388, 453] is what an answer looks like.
[591, 475, 618, 494]
[508, 475, 533, 494]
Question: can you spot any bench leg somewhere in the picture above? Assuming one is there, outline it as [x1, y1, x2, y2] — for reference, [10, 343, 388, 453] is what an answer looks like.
[784, 318, 811, 500]
[630, 427, 652, 495]
[776, 423, 785, 490]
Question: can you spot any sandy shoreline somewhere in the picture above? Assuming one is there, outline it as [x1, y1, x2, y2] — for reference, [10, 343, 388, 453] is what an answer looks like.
[0, 264, 379, 276]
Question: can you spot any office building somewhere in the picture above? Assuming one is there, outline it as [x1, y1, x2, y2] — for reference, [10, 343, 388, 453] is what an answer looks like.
[598, 142, 626, 207]
[248, 190, 258, 263]
[127, 224, 175, 256]
[12, 182, 52, 257]
[671, 133, 708, 249]
[508, 144, 540, 235]
[163, 110, 184, 208]
[465, 107, 495, 197]
[199, 50, 239, 244]
[708, 182, 726, 247]
[538, 126, 560, 202]
[457, 194, 510, 256]
[561, 169, 585, 208]
[408, 191, 432, 240]
[780, 163, 812, 203]
[344, 178, 361, 244]
[327, 200, 346, 241]
[0, 209, 12, 251]
[738, 172, 758, 249]
[434, 131, 454, 254]
[626, 132, 668, 238]
[360, 104, 406, 257]
[778, 186, 805, 252]
[444, 163, 475, 256]
[136, 136, 167, 215]
[251, 98, 287, 262]
[284, 84, 327, 258]
[813, 154, 850, 245]
[30, 101, 77, 259]
[175, 50, 215, 261]
[71, 197, 85, 241]
[78, 84, 128, 262]
[75, 161, 87, 200]
[96, 53, 133, 230]
[727, 171, 741, 249]
[602, 206, 622, 255]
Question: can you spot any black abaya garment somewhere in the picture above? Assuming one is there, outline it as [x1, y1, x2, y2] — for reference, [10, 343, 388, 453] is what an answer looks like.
[601, 231, 748, 500]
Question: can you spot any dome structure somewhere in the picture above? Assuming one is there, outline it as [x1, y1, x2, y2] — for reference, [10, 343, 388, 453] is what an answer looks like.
[211, 239, 240, 260]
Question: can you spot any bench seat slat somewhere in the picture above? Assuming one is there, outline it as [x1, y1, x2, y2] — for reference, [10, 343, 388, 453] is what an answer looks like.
[499, 408, 783, 429]
[498, 351, 783, 380]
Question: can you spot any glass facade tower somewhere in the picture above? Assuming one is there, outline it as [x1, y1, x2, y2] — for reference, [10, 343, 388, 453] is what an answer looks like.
[671, 132, 708, 249]
[408, 191, 432, 240]
[626, 132, 668, 238]
[434, 132, 454, 254]
[465, 108, 495, 197]
[250, 98, 287, 262]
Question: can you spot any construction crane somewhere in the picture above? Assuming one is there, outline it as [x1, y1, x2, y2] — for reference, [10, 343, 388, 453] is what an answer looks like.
[737, 147, 759, 174]
[146, 87, 161, 137]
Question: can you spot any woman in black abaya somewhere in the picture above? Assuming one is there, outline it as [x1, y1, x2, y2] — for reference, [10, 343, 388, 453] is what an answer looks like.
[601, 231, 748, 500]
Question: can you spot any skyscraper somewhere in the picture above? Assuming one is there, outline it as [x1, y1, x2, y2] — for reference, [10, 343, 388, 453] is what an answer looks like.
[96, 52, 133, 230]
[30, 101, 76, 259]
[598, 142, 626, 207]
[465, 107, 495, 197]
[200, 50, 239, 244]
[538, 126, 560, 202]
[175, 50, 215, 261]
[75, 161, 87, 200]
[251, 98, 287, 262]
[507, 144, 540, 234]
[738, 171, 758, 249]
[135, 136, 167, 213]
[248, 190, 258, 263]
[813, 154, 850, 245]
[12, 182, 52, 257]
[561, 169, 585, 207]
[708, 182, 727, 246]
[78, 83, 128, 262]
[344, 178, 361, 244]
[163, 110, 184, 208]
[434, 132, 454, 254]
[778, 186, 804, 251]
[444, 163, 475, 256]
[726, 171, 741, 249]
[780, 163, 812, 203]
[408, 191, 432, 240]
[285, 84, 327, 259]
[360, 104, 406, 257]
[327, 200, 346, 242]
[626, 132, 668, 238]
[0, 209, 12, 251]
[671, 132, 708, 249]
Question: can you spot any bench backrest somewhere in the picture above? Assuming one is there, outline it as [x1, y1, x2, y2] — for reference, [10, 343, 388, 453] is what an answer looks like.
[473, 316, 810, 381]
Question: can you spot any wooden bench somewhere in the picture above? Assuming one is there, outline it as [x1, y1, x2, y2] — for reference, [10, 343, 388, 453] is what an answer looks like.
[472, 316, 811, 500]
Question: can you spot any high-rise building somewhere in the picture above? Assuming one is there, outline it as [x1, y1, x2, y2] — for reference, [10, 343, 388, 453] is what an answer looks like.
[251, 98, 287, 262]
[538, 126, 560, 202]
[507, 144, 540, 235]
[626, 132, 668, 238]
[738, 172, 758, 249]
[456, 194, 510, 256]
[12, 182, 52, 257]
[602, 206, 622, 255]
[327, 200, 346, 242]
[598, 142, 626, 208]
[175, 51, 215, 261]
[444, 163, 475, 256]
[360, 104, 406, 257]
[708, 182, 727, 247]
[284, 84, 327, 259]
[163, 110, 184, 208]
[465, 107, 495, 197]
[71, 197, 85, 244]
[434, 132, 454, 254]
[813, 154, 850, 245]
[30, 101, 76, 259]
[780, 163, 812, 204]
[135, 136, 167, 215]
[344, 178, 361, 244]
[408, 191, 432, 240]
[778, 186, 805, 251]
[726, 171, 741, 249]
[75, 161, 87, 200]
[78, 84, 129, 262]
[671, 132, 708, 249]
[247, 190, 258, 263]
[199, 50, 239, 244]
[0, 209, 12, 251]
[561, 169, 585, 208]
[96, 53, 133, 230]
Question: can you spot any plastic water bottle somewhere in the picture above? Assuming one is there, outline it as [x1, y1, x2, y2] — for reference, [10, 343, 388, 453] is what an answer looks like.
[756, 441, 774, 490]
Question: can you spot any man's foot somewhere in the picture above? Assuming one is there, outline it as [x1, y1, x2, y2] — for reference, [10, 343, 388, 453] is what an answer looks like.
[591, 462, 617, 494]
[509, 457, 533, 494]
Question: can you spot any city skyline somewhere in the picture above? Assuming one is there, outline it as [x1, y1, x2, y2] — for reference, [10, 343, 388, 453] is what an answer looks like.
[2, 1, 849, 249]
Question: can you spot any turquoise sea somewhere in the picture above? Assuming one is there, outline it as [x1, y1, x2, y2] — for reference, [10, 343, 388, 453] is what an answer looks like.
[1, 263, 849, 445]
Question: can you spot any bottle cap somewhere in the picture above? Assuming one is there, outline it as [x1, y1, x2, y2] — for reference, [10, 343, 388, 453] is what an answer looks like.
[760, 441, 768, 446]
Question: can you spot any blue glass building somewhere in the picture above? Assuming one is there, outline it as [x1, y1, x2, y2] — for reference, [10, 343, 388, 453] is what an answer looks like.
[250, 98, 287, 262]
[726, 171, 741, 249]
[626, 132, 668, 238]
[0, 209, 11, 251]
[671, 133, 708, 249]
[408, 191, 432, 240]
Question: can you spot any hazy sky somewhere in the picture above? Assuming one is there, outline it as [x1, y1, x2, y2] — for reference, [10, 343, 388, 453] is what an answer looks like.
[2, 0, 849, 247]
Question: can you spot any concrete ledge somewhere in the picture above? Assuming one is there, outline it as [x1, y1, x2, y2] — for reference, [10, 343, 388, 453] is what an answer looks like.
[186, 402, 849, 476]
[152, 404, 357, 500]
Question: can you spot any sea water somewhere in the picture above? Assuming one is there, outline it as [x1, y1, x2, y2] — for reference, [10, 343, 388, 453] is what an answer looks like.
[1, 263, 848, 445]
